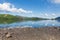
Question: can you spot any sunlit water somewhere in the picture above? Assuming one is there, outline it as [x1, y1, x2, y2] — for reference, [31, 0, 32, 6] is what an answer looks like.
[0, 20, 60, 28]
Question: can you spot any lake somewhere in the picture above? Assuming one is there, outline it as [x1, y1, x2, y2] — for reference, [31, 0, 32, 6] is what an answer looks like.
[0, 20, 60, 28]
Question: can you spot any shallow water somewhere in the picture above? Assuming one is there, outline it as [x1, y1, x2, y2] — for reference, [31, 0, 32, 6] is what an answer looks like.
[0, 20, 60, 28]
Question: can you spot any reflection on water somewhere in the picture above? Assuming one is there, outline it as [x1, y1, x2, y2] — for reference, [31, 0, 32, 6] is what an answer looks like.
[0, 20, 60, 28]
[56, 20, 60, 22]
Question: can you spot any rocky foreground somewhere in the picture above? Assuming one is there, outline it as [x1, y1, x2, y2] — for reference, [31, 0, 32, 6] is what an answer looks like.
[0, 27, 60, 40]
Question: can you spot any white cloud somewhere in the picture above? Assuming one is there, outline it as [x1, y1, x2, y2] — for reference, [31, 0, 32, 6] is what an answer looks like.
[44, 13, 49, 16]
[51, 0, 60, 3]
[52, 13, 56, 16]
[0, 3, 32, 13]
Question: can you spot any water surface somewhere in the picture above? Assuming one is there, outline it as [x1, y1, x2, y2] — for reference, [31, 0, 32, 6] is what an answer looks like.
[0, 20, 60, 28]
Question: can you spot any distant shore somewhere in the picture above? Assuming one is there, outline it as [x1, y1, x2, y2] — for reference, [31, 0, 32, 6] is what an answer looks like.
[0, 27, 60, 40]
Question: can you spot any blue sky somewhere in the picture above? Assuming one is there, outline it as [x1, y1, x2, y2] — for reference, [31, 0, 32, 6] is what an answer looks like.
[0, 0, 60, 18]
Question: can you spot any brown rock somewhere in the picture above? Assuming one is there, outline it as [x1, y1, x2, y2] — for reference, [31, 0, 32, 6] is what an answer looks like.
[5, 32, 12, 38]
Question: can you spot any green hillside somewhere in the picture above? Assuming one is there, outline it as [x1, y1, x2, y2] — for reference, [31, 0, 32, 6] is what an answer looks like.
[0, 14, 49, 24]
[0, 14, 23, 24]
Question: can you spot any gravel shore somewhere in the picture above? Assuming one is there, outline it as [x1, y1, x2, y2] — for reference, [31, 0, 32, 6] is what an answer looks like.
[0, 27, 60, 40]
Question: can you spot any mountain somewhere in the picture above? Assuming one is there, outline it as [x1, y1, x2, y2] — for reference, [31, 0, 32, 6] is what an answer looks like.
[0, 14, 49, 21]
[0, 14, 24, 24]
[55, 17, 60, 20]
[0, 14, 23, 21]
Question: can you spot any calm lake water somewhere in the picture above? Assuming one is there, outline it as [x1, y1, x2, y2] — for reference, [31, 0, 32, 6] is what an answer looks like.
[0, 20, 60, 28]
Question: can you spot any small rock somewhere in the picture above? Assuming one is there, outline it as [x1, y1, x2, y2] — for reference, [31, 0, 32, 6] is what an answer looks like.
[57, 28, 60, 30]
[24, 29, 26, 31]
[5, 32, 8, 35]
[6, 32, 12, 38]
[53, 27, 57, 29]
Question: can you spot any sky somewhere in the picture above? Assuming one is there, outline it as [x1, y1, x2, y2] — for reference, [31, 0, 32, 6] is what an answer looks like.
[0, 0, 60, 18]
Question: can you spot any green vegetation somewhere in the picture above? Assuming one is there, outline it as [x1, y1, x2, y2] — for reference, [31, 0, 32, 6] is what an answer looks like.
[0, 14, 49, 24]
[24, 17, 48, 21]
[0, 14, 23, 24]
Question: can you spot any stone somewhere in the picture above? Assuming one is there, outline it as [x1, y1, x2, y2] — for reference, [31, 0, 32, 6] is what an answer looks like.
[5, 32, 12, 38]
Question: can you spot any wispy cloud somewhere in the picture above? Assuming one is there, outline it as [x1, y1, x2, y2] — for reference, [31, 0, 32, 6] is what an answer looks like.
[0, 2, 32, 13]
[50, 0, 60, 4]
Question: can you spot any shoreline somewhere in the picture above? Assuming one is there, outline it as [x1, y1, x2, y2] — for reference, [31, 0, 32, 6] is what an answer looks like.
[0, 27, 60, 40]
